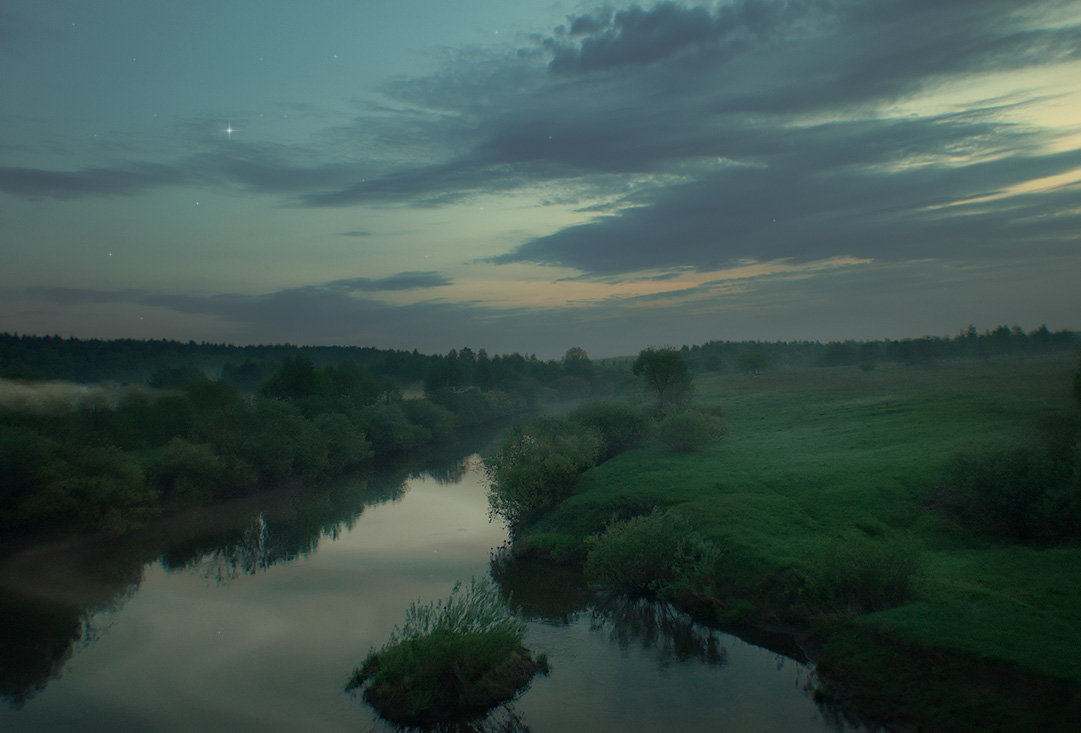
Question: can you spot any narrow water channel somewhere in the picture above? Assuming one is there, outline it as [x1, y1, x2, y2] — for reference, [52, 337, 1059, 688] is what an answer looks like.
[0, 446, 861, 731]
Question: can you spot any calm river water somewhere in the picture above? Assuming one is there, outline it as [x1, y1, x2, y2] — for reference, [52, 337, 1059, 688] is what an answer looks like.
[0, 441, 861, 731]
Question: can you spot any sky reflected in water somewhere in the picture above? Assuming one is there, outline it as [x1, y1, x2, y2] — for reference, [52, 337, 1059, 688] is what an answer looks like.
[0, 457, 860, 731]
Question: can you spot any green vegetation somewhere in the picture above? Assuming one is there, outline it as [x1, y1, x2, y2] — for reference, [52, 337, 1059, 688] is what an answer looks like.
[655, 408, 726, 452]
[584, 508, 719, 601]
[566, 400, 650, 460]
[485, 418, 602, 533]
[633, 346, 693, 413]
[4, 328, 1081, 727]
[506, 354, 1081, 728]
[936, 441, 1080, 543]
[1, 337, 629, 536]
[346, 578, 546, 726]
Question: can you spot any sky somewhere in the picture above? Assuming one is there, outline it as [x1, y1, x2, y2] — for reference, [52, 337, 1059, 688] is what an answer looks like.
[2, 0, 1079, 358]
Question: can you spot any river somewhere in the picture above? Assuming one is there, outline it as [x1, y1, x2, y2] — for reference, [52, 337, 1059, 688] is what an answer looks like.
[0, 440, 861, 731]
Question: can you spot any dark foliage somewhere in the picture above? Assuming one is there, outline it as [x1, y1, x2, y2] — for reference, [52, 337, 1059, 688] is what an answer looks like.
[568, 400, 649, 460]
[936, 442, 1081, 543]
[633, 346, 692, 413]
[486, 418, 601, 532]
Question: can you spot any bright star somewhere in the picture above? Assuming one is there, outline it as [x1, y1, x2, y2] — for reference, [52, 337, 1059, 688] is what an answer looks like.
[224, 123, 235, 140]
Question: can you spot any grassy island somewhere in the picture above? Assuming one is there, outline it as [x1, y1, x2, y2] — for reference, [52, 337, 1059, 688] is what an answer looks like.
[347, 578, 548, 726]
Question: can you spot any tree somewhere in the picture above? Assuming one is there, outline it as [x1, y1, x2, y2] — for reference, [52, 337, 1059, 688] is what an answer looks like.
[633, 347, 692, 414]
[1073, 355, 1081, 412]
[737, 345, 769, 375]
[261, 354, 322, 399]
[562, 346, 594, 379]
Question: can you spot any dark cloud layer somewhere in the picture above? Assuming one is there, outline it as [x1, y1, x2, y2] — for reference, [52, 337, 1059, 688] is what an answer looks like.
[4, 1, 1079, 282]
[322, 272, 453, 292]
[546, 0, 815, 75]
[286, 0, 1080, 276]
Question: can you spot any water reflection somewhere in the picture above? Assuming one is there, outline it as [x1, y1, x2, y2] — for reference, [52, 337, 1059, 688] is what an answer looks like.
[376, 704, 532, 733]
[0, 430, 499, 708]
[490, 555, 592, 624]
[589, 595, 727, 668]
[490, 555, 861, 732]
[492, 555, 725, 669]
[0, 592, 82, 709]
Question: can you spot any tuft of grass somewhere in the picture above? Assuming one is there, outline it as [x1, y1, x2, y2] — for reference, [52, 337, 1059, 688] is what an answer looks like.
[347, 578, 546, 726]
[808, 534, 923, 615]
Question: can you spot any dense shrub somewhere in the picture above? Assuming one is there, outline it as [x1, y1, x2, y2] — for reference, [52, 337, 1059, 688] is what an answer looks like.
[809, 534, 923, 614]
[569, 400, 650, 460]
[400, 399, 455, 442]
[357, 403, 429, 455]
[312, 413, 373, 474]
[236, 399, 325, 480]
[150, 437, 233, 507]
[937, 442, 1080, 542]
[584, 509, 719, 600]
[486, 418, 601, 531]
[347, 578, 545, 726]
[655, 409, 727, 452]
[18, 447, 158, 532]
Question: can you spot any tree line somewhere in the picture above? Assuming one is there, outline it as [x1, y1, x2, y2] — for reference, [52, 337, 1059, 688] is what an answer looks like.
[0, 343, 623, 538]
[686, 324, 1078, 373]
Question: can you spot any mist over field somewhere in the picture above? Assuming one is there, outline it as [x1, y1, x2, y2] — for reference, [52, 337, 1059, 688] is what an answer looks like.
[0, 378, 133, 413]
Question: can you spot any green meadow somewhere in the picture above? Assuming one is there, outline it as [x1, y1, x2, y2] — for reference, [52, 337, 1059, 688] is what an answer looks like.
[518, 354, 1081, 722]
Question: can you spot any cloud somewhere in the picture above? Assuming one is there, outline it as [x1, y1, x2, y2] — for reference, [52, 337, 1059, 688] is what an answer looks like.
[494, 137, 1081, 274]
[546, 0, 811, 75]
[3, 1, 1079, 282]
[290, 0, 1081, 223]
[0, 164, 180, 199]
[0, 141, 365, 200]
[322, 272, 453, 292]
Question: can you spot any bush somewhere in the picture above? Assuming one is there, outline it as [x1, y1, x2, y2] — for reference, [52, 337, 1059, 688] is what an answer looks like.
[357, 402, 429, 455]
[19, 447, 158, 532]
[312, 413, 373, 474]
[655, 410, 727, 452]
[150, 437, 232, 507]
[486, 418, 601, 531]
[584, 509, 719, 600]
[0, 425, 64, 525]
[238, 399, 325, 480]
[347, 578, 546, 726]
[569, 400, 649, 460]
[810, 534, 923, 614]
[400, 398, 455, 442]
[937, 442, 1079, 542]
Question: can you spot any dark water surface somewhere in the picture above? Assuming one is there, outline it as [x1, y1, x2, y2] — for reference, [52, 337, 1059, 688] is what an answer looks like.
[1, 447, 860, 731]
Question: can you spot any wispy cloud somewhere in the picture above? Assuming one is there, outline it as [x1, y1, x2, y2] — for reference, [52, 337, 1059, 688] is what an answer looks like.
[320, 272, 453, 292]
[4, 1, 1079, 280]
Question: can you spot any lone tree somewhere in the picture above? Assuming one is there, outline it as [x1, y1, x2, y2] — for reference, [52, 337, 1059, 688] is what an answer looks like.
[633, 347, 692, 414]
[562, 346, 594, 379]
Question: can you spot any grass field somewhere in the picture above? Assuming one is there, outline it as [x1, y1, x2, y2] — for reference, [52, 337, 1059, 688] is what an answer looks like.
[518, 354, 1081, 718]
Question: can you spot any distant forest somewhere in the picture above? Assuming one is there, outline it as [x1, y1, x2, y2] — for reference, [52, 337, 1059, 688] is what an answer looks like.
[1, 324, 1077, 386]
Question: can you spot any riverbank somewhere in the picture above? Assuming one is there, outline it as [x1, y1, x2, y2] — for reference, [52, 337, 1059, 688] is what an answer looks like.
[510, 355, 1081, 729]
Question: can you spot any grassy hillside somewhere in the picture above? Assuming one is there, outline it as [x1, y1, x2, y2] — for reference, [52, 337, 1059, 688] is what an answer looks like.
[520, 355, 1081, 695]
